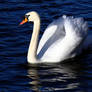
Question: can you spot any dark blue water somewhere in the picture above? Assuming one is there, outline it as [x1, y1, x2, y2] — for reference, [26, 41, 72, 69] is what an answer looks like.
[0, 0, 92, 92]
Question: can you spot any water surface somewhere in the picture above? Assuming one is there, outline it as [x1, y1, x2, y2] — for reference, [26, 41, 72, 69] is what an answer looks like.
[0, 0, 92, 92]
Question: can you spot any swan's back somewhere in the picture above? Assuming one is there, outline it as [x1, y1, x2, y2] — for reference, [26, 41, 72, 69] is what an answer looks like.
[37, 15, 88, 62]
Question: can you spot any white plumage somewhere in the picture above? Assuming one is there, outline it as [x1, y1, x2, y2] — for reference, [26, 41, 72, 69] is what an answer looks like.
[37, 15, 88, 63]
[20, 11, 90, 63]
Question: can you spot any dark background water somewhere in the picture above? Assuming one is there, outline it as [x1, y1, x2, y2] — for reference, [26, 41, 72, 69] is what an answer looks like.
[0, 0, 92, 92]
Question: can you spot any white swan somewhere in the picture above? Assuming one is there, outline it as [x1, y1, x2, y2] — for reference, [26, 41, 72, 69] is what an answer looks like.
[20, 11, 89, 64]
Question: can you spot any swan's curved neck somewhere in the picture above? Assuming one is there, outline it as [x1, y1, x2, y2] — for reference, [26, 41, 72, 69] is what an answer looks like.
[27, 18, 40, 63]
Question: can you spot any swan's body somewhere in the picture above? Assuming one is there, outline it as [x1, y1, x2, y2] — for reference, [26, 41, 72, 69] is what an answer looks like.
[20, 11, 89, 64]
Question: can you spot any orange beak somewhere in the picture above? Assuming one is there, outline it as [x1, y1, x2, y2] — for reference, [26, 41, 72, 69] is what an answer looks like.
[19, 18, 28, 25]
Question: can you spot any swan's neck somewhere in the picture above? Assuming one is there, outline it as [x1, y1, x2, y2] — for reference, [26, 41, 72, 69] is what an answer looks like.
[27, 18, 40, 63]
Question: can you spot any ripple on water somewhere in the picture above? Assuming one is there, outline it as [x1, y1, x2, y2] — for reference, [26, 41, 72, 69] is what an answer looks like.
[0, 0, 92, 92]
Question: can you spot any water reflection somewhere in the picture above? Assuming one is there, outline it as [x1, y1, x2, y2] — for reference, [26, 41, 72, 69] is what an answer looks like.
[27, 58, 85, 92]
[27, 64, 41, 92]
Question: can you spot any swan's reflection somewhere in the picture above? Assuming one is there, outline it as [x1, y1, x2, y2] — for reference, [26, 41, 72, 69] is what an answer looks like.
[27, 58, 85, 92]
[27, 64, 41, 92]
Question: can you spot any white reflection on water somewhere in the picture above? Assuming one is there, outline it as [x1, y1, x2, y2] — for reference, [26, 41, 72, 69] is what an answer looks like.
[27, 64, 41, 92]
[27, 59, 85, 92]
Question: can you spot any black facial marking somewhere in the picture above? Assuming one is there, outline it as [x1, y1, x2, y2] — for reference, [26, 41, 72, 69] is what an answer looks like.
[23, 16, 25, 19]
[25, 15, 30, 20]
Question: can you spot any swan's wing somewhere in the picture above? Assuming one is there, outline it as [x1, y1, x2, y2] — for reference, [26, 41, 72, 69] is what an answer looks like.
[37, 15, 88, 62]
[64, 16, 88, 37]
[37, 16, 65, 55]
[64, 16, 88, 55]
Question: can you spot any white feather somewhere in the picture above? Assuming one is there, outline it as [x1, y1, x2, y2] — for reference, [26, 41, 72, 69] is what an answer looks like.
[37, 15, 89, 62]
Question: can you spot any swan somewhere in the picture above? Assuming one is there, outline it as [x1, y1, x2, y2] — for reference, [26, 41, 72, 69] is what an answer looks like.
[20, 11, 89, 64]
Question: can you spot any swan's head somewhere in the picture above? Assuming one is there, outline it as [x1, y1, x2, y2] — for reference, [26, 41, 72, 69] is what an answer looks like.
[20, 11, 40, 25]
